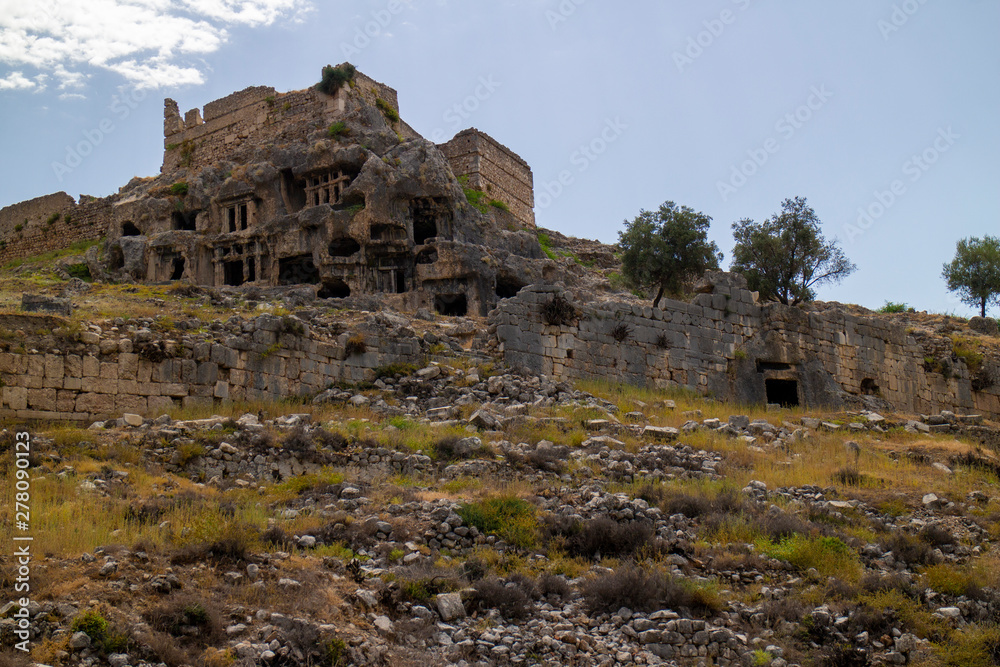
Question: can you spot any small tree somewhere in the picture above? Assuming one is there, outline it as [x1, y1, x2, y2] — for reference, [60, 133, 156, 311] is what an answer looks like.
[942, 235, 1000, 317]
[730, 197, 855, 305]
[617, 201, 722, 307]
[316, 63, 356, 95]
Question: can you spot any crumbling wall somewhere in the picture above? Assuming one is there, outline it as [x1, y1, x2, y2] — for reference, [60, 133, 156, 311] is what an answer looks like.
[439, 129, 535, 229]
[0, 314, 421, 422]
[492, 274, 1000, 418]
[162, 70, 402, 173]
[0, 193, 111, 265]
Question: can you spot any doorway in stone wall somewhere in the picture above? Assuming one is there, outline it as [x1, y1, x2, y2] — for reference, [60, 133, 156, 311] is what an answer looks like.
[765, 379, 799, 407]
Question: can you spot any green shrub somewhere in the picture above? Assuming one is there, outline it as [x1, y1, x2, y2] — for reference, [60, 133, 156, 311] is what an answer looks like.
[375, 97, 400, 122]
[489, 199, 510, 212]
[316, 64, 356, 95]
[458, 496, 537, 549]
[71, 609, 110, 643]
[170, 181, 189, 196]
[952, 336, 983, 372]
[463, 186, 489, 213]
[14, 223, 23, 232]
[879, 301, 912, 313]
[322, 636, 349, 667]
[537, 233, 558, 260]
[760, 534, 861, 581]
[328, 121, 349, 138]
[934, 624, 1000, 667]
[67, 263, 92, 281]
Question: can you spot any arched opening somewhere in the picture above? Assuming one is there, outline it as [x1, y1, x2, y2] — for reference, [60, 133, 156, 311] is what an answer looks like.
[496, 276, 525, 299]
[121, 221, 141, 237]
[410, 197, 450, 244]
[434, 293, 468, 317]
[765, 379, 799, 407]
[861, 378, 880, 396]
[170, 257, 185, 280]
[318, 279, 351, 299]
[328, 237, 361, 257]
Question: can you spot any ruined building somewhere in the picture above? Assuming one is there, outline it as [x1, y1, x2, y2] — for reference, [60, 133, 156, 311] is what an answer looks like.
[0, 65, 549, 316]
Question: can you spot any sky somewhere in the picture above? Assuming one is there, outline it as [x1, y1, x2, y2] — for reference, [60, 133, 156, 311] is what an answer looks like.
[1, 0, 998, 316]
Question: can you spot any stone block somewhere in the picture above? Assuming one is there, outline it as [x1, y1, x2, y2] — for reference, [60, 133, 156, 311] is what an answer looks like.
[82, 356, 100, 377]
[27, 388, 57, 410]
[161, 383, 188, 397]
[147, 396, 176, 413]
[118, 353, 139, 378]
[115, 394, 147, 414]
[65, 354, 82, 378]
[44, 354, 64, 378]
[3, 386, 28, 410]
[76, 392, 115, 415]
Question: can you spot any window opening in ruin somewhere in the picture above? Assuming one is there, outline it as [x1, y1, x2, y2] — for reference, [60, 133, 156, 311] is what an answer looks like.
[861, 378, 880, 396]
[395, 271, 406, 293]
[305, 169, 352, 208]
[224, 260, 244, 286]
[247, 257, 256, 282]
[172, 210, 197, 231]
[170, 257, 185, 280]
[415, 248, 438, 265]
[224, 201, 251, 232]
[496, 276, 525, 299]
[122, 221, 141, 236]
[411, 197, 450, 244]
[435, 293, 468, 317]
[765, 379, 799, 407]
[280, 169, 307, 213]
[328, 237, 361, 257]
[278, 254, 320, 285]
[318, 279, 351, 299]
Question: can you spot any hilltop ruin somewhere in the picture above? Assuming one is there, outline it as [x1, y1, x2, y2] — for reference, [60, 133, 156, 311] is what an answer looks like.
[0, 64, 548, 316]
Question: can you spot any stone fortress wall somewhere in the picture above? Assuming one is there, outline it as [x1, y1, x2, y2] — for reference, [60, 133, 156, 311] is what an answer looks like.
[0, 313, 421, 423]
[161, 71, 408, 174]
[491, 273, 1000, 418]
[439, 128, 536, 229]
[0, 193, 112, 266]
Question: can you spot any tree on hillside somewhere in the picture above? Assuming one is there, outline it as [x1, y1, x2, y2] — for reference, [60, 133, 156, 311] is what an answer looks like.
[730, 197, 855, 305]
[617, 201, 723, 307]
[942, 235, 1000, 317]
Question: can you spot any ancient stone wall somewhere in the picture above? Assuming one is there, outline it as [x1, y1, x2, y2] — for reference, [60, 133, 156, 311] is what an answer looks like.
[0, 313, 421, 422]
[0, 193, 111, 265]
[492, 275, 1000, 418]
[162, 71, 402, 173]
[439, 129, 535, 229]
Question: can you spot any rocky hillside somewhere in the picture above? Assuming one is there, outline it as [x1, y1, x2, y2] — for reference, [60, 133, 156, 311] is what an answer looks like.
[2, 280, 1000, 667]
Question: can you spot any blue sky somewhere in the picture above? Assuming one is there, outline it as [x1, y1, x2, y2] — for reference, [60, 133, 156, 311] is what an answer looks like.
[1, 1, 998, 315]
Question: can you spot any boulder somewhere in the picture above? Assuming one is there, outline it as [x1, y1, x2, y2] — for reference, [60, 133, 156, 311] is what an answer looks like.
[21, 293, 71, 317]
[435, 593, 466, 621]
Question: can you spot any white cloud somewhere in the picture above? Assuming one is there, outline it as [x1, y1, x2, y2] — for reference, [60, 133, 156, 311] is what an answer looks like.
[0, 0, 312, 90]
[0, 70, 38, 90]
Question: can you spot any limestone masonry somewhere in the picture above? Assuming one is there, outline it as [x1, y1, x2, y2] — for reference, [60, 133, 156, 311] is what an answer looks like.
[491, 272, 1000, 419]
